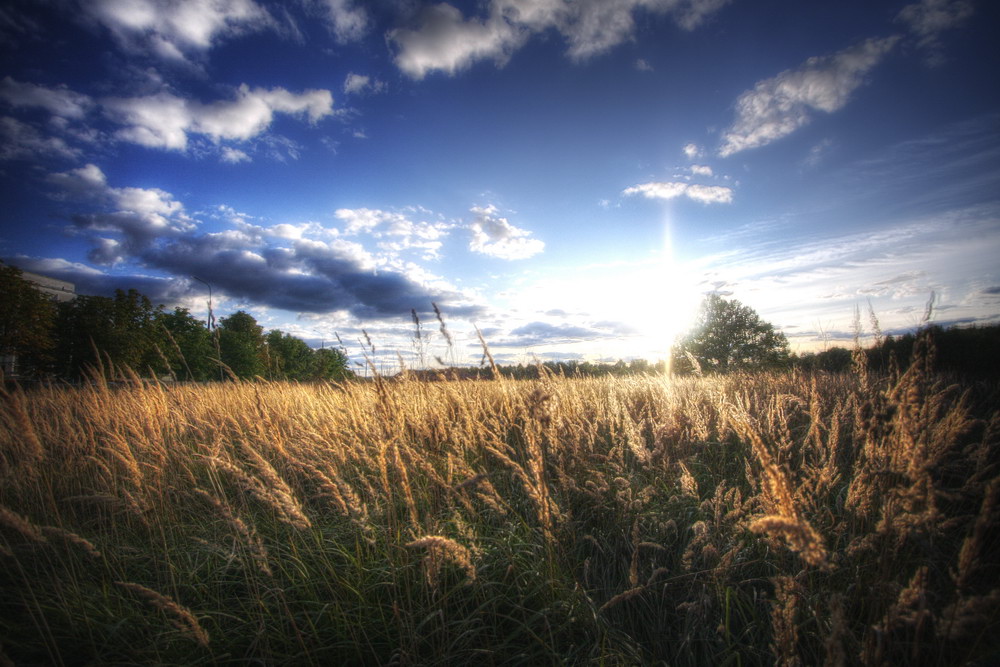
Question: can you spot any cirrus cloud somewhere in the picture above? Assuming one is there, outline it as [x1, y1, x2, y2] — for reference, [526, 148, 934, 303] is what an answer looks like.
[718, 36, 899, 157]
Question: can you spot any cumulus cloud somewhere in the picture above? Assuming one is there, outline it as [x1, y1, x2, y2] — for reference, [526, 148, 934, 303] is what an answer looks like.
[342, 72, 385, 96]
[0, 77, 92, 119]
[1, 254, 193, 302]
[46, 162, 108, 195]
[389, 0, 732, 79]
[104, 84, 334, 150]
[718, 36, 899, 157]
[41, 167, 480, 318]
[390, 3, 524, 80]
[85, 0, 274, 61]
[318, 0, 368, 43]
[48, 163, 196, 264]
[335, 207, 453, 259]
[623, 181, 733, 204]
[690, 164, 713, 177]
[468, 205, 544, 260]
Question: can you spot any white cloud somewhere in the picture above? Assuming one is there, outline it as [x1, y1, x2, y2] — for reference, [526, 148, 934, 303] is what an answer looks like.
[682, 142, 702, 159]
[468, 205, 544, 260]
[390, 0, 732, 79]
[343, 73, 369, 95]
[0, 77, 92, 119]
[104, 84, 334, 150]
[718, 36, 899, 157]
[267, 222, 328, 240]
[685, 184, 733, 204]
[342, 72, 385, 96]
[635, 58, 653, 71]
[318, 0, 368, 43]
[690, 164, 713, 177]
[335, 207, 397, 234]
[623, 181, 733, 204]
[87, 0, 273, 61]
[46, 163, 108, 195]
[103, 91, 191, 149]
[335, 207, 453, 259]
[390, 4, 524, 80]
[220, 146, 250, 163]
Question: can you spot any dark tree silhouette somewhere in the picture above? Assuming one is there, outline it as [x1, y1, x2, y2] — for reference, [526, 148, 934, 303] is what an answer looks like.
[672, 294, 789, 373]
[0, 266, 57, 376]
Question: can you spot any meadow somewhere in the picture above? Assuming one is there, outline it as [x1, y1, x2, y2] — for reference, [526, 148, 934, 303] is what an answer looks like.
[1, 333, 998, 665]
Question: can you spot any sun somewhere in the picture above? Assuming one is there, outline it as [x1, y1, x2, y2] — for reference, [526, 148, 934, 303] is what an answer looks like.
[621, 226, 702, 360]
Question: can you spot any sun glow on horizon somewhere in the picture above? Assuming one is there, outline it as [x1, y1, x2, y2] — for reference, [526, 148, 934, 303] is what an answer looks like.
[606, 213, 703, 362]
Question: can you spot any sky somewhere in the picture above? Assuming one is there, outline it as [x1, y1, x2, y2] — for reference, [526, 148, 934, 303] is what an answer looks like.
[1, 0, 998, 370]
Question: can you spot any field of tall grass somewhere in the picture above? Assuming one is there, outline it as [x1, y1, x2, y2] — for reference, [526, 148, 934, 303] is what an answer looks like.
[1, 333, 998, 665]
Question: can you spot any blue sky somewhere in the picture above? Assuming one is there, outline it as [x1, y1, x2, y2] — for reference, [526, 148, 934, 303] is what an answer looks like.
[1, 0, 998, 369]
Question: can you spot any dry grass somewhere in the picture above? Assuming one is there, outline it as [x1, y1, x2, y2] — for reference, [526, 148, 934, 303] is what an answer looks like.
[0, 334, 998, 664]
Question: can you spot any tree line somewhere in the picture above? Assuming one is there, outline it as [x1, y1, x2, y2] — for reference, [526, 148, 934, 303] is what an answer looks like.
[5, 264, 994, 382]
[0, 266, 352, 382]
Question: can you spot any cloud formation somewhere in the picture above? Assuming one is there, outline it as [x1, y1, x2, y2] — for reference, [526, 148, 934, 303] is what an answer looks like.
[85, 0, 274, 61]
[335, 207, 453, 259]
[342, 73, 384, 95]
[719, 36, 899, 157]
[897, 0, 973, 48]
[488, 319, 639, 348]
[318, 0, 368, 43]
[0, 76, 336, 161]
[468, 205, 544, 260]
[0, 116, 81, 160]
[623, 181, 734, 204]
[104, 84, 334, 150]
[390, 0, 733, 79]
[39, 165, 479, 319]
[0, 77, 92, 118]
[48, 163, 195, 264]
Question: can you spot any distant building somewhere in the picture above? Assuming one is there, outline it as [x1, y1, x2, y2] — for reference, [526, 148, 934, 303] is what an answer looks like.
[20, 270, 76, 302]
[1, 268, 76, 377]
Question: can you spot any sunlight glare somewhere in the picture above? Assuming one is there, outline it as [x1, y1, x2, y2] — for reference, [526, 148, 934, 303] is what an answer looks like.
[625, 212, 702, 363]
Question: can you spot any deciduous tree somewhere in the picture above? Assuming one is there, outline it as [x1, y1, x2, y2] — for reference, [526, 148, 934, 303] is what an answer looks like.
[672, 294, 789, 374]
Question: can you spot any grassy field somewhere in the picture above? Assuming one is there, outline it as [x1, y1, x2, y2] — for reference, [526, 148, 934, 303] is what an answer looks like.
[1, 335, 998, 665]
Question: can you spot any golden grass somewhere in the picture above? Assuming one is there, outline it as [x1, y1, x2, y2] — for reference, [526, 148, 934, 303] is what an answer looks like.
[0, 338, 997, 664]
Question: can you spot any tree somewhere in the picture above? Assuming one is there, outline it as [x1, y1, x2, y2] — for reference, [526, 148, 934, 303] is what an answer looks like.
[264, 330, 314, 380]
[218, 311, 265, 379]
[54, 289, 163, 378]
[672, 294, 790, 374]
[311, 347, 353, 381]
[0, 266, 57, 377]
[157, 308, 215, 381]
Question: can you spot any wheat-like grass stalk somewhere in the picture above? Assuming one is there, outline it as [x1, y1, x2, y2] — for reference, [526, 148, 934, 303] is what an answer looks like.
[406, 535, 477, 587]
[0, 505, 45, 542]
[116, 581, 209, 647]
[40, 526, 101, 558]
